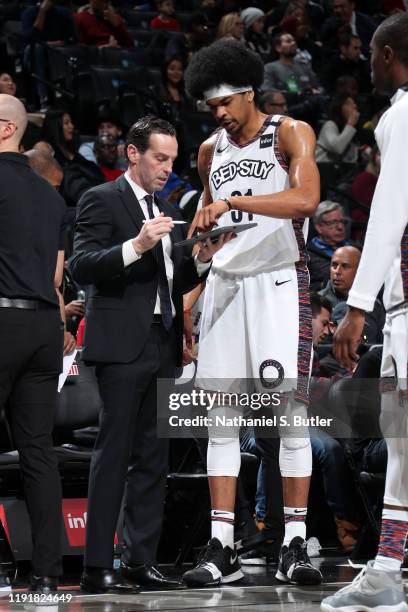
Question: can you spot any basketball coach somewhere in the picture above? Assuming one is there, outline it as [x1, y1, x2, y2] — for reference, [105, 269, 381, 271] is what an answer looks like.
[70, 116, 231, 593]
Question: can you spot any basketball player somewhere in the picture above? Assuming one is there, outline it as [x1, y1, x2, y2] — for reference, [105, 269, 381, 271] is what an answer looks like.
[182, 40, 322, 587]
[321, 13, 408, 612]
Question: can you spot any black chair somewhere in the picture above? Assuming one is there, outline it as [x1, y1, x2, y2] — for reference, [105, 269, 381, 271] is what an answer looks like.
[45, 44, 99, 92]
[121, 10, 158, 29]
[98, 47, 153, 70]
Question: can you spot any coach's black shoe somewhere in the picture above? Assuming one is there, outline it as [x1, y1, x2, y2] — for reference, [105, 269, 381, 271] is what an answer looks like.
[29, 576, 58, 594]
[183, 538, 244, 587]
[275, 537, 322, 585]
[80, 567, 140, 594]
[240, 538, 281, 566]
[120, 563, 183, 590]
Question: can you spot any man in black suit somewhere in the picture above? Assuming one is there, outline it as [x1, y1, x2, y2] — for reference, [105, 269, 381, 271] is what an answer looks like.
[320, 0, 376, 58]
[70, 116, 230, 594]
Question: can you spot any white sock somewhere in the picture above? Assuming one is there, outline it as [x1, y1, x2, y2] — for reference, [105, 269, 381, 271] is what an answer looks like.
[211, 510, 234, 548]
[283, 506, 307, 546]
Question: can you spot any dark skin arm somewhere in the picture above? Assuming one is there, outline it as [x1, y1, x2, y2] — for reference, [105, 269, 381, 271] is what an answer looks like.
[189, 119, 320, 233]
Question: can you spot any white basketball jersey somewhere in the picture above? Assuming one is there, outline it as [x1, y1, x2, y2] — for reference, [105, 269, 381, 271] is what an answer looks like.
[209, 115, 308, 275]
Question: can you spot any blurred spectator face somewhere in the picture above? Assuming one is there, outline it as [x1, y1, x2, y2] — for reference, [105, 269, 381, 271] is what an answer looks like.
[312, 306, 332, 345]
[263, 92, 288, 114]
[128, 133, 178, 193]
[336, 75, 359, 98]
[333, 0, 354, 22]
[0, 73, 16, 96]
[341, 96, 358, 122]
[91, 0, 109, 11]
[251, 17, 265, 34]
[276, 33, 297, 58]
[159, 0, 175, 16]
[330, 246, 361, 295]
[315, 208, 347, 245]
[206, 91, 254, 136]
[62, 113, 74, 142]
[340, 36, 362, 62]
[98, 120, 122, 140]
[230, 15, 244, 40]
[95, 134, 118, 168]
[166, 59, 184, 85]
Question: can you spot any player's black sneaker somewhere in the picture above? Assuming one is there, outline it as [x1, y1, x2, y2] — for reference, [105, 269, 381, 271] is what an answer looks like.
[183, 538, 244, 587]
[275, 536, 322, 585]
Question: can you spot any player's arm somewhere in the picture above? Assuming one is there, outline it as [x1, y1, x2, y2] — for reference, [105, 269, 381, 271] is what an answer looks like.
[334, 110, 408, 369]
[191, 120, 320, 231]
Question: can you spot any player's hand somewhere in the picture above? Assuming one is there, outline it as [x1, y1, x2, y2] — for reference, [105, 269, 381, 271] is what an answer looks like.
[333, 306, 365, 371]
[189, 200, 230, 235]
[63, 331, 76, 356]
[132, 213, 174, 254]
[196, 232, 235, 262]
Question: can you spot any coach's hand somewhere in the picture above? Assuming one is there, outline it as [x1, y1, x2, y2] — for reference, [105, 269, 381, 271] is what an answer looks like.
[132, 213, 174, 254]
[333, 306, 365, 371]
[189, 200, 230, 234]
[63, 331, 76, 356]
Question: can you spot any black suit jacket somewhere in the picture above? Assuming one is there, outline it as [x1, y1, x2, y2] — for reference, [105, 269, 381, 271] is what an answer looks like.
[70, 174, 204, 365]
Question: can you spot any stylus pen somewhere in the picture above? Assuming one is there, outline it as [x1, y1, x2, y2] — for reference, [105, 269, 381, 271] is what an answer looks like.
[142, 220, 187, 224]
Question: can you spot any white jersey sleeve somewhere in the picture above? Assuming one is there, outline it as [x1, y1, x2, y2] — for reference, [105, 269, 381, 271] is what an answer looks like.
[347, 90, 408, 312]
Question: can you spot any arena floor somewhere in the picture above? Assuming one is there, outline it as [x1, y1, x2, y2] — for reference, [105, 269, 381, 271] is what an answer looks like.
[1, 557, 407, 611]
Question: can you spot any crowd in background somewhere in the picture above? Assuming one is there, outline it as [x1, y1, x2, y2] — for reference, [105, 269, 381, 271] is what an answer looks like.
[0, 0, 399, 553]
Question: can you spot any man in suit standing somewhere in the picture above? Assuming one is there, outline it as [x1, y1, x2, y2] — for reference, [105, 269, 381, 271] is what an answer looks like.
[70, 116, 231, 593]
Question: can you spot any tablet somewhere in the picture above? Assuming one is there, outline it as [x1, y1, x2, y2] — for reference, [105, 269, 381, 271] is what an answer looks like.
[174, 223, 258, 248]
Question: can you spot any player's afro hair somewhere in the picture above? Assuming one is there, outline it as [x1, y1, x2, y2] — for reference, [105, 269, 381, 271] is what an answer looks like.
[184, 39, 264, 100]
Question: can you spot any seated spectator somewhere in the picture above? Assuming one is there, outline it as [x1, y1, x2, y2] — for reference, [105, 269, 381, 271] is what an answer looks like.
[216, 12, 244, 41]
[75, 0, 134, 48]
[94, 133, 123, 181]
[321, 32, 371, 93]
[320, 245, 384, 343]
[0, 72, 16, 96]
[22, 0, 77, 110]
[315, 93, 360, 163]
[279, 3, 322, 69]
[155, 56, 190, 123]
[0, 73, 43, 148]
[350, 144, 380, 239]
[241, 7, 274, 63]
[259, 90, 288, 115]
[42, 109, 79, 167]
[262, 32, 321, 95]
[151, 0, 180, 31]
[79, 110, 126, 170]
[309, 293, 360, 551]
[165, 13, 211, 64]
[308, 200, 349, 291]
[320, 0, 376, 58]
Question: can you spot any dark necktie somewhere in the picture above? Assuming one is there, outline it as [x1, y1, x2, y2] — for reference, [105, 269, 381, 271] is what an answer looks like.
[145, 195, 173, 330]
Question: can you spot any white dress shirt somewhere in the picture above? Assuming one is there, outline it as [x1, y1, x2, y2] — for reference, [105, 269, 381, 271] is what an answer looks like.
[122, 171, 210, 316]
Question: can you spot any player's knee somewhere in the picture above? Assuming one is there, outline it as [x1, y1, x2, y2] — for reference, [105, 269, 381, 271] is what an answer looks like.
[280, 438, 312, 477]
[207, 437, 241, 477]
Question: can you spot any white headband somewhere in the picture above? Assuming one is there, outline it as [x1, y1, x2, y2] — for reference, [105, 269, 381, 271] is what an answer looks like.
[203, 84, 253, 102]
